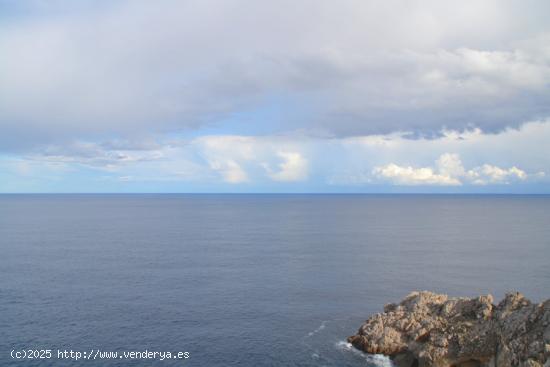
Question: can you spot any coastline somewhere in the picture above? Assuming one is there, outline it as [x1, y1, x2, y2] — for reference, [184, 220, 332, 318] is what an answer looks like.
[349, 291, 550, 367]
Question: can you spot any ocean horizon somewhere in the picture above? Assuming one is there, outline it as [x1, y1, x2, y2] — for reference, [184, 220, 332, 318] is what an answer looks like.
[2, 194, 549, 366]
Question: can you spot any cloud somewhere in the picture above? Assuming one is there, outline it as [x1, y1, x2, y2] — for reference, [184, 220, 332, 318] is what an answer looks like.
[194, 136, 254, 183]
[469, 164, 527, 185]
[436, 153, 466, 178]
[263, 152, 308, 182]
[3, 120, 549, 191]
[373, 153, 534, 186]
[2, 0, 550, 152]
[195, 136, 310, 183]
[373, 163, 461, 186]
[28, 140, 166, 171]
[207, 159, 248, 184]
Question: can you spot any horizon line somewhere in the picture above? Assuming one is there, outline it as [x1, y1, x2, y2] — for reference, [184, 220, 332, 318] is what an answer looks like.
[1, 192, 550, 195]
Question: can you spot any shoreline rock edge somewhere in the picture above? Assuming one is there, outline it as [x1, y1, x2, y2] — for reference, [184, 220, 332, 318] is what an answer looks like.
[347, 291, 550, 367]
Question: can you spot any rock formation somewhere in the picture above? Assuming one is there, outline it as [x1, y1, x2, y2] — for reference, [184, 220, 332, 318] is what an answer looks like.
[347, 291, 550, 367]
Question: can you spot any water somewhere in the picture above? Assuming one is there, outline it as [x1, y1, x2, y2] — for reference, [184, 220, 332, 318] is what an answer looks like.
[1, 194, 549, 366]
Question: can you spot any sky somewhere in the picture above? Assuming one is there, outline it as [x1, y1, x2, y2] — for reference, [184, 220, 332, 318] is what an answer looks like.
[1, 0, 550, 193]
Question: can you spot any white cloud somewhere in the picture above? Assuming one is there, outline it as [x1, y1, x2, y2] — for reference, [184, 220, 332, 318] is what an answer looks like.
[195, 135, 311, 183]
[373, 163, 461, 186]
[373, 153, 536, 186]
[469, 164, 527, 185]
[193, 136, 255, 183]
[436, 153, 466, 178]
[263, 152, 308, 182]
[207, 159, 248, 184]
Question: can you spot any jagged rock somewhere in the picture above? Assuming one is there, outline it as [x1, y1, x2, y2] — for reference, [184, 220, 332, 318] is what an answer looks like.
[348, 291, 550, 367]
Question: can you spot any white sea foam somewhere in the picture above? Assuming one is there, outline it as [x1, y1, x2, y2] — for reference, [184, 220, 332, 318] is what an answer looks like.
[335, 341, 394, 367]
[307, 321, 327, 337]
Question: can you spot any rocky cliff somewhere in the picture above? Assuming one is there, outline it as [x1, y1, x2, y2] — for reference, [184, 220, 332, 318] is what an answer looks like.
[348, 291, 550, 367]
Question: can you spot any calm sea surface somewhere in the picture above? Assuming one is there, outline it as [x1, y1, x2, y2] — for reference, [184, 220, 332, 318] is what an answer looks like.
[1, 194, 549, 366]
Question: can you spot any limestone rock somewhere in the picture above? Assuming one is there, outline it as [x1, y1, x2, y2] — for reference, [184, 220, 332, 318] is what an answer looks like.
[348, 291, 549, 367]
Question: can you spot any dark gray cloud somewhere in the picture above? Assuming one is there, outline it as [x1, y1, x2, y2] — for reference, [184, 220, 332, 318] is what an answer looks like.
[1, 0, 550, 151]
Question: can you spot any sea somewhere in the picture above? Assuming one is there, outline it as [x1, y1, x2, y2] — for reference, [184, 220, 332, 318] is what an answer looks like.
[1, 194, 549, 366]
